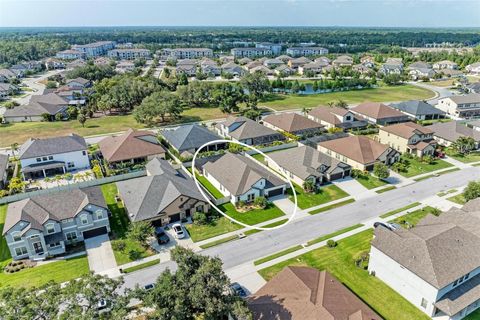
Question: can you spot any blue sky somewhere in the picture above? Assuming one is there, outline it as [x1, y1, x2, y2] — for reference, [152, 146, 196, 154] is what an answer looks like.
[0, 0, 479, 28]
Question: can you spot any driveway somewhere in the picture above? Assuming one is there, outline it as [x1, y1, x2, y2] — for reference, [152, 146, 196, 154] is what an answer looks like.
[332, 177, 375, 200]
[84, 234, 118, 274]
[270, 194, 299, 217]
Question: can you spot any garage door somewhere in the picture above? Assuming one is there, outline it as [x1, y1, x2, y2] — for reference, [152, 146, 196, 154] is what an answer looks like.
[267, 188, 284, 197]
[83, 226, 108, 239]
[169, 213, 181, 223]
[329, 172, 344, 181]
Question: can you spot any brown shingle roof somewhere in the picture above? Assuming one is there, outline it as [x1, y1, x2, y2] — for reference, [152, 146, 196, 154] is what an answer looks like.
[319, 136, 390, 165]
[99, 129, 165, 163]
[352, 102, 405, 120]
[248, 266, 382, 320]
[308, 107, 350, 125]
[380, 121, 433, 139]
[263, 113, 324, 133]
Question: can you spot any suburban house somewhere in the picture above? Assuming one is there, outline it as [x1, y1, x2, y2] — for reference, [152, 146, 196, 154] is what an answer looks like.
[262, 113, 324, 137]
[351, 102, 410, 126]
[18, 134, 90, 180]
[390, 100, 446, 121]
[307, 106, 367, 130]
[467, 82, 480, 94]
[263, 58, 284, 69]
[117, 158, 209, 226]
[44, 58, 65, 70]
[248, 266, 382, 320]
[466, 62, 480, 75]
[161, 124, 226, 158]
[408, 61, 435, 80]
[2, 93, 69, 123]
[175, 64, 197, 76]
[265, 146, 351, 187]
[378, 122, 437, 157]
[66, 77, 91, 90]
[380, 58, 404, 75]
[277, 55, 292, 63]
[318, 135, 400, 171]
[433, 60, 459, 70]
[430, 121, 480, 148]
[274, 64, 295, 76]
[0, 154, 9, 189]
[287, 57, 312, 69]
[0, 68, 19, 81]
[203, 152, 288, 204]
[298, 61, 327, 75]
[2, 187, 109, 261]
[215, 116, 285, 146]
[115, 60, 135, 73]
[0, 83, 19, 99]
[437, 94, 480, 119]
[99, 128, 165, 166]
[332, 55, 353, 67]
[221, 62, 245, 76]
[368, 205, 480, 320]
[249, 65, 274, 76]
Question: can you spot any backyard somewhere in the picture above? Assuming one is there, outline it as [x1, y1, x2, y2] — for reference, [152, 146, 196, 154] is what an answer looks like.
[0, 204, 12, 269]
[258, 229, 431, 320]
[288, 183, 349, 209]
[398, 155, 453, 178]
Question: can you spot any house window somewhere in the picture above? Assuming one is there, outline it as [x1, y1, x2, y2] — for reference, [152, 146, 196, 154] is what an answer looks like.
[15, 247, 28, 256]
[45, 224, 55, 234]
[196, 205, 203, 213]
[36, 158, 41, 162]
[82, 151, 86, 156]
[49, 242, 61, 248]
[96, 210, 103, 220]
[421, 298, 428, 309]
[66, 232, 77, 241]
[42, 157, 48, 161]
[12, 232, 21, 242]
[48, 156, 53, 160]
[67, 162, 75, 168]
[62, 218, 74, 224]
[80, 215, 88, 225]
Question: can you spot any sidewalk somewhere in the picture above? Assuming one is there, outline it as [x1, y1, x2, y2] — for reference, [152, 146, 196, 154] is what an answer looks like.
[442, 156, 473, 169]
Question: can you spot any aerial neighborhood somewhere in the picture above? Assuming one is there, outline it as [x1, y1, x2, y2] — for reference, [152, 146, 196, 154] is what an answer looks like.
[2, 21, 480, 320]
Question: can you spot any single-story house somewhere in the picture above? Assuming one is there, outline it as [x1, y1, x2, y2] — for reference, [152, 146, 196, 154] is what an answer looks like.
[433, 60, 458, 70]
[430, 121, 480, 148]
[99, 128, 165, 166]
[216, 116, 285, 146]
[3, 187, 109, 261]
[221, 62, 245, 76]
[265, 146, 351, 187]
[308, 106, 367, 130]
[203, 152, 288, 204]
[0, 83, 19, 99]
[318, 135, 400, 171]
[2, 93, 69, 123]
[332, 55, 353, 67]
[117, 158, 209, 226]
[350, 102, 411, 126]
[66, 77, 91, 90]
[287, 57, 312, 69]
[390, 100, 446, 121]
[378, 122, 437, 157]
[262, 113, 324, 137]
[466, 62, 480, 75]
[274, 64, 295, 76]
[248, 266, 382, 320]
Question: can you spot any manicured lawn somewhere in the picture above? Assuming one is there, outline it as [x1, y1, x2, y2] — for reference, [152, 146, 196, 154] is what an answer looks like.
[447, 194, 467, 205]
[379, 202, 422, 218]
[101, 183, 155, 265]
[199, 235, 239, 249]
[464, 308, 480, 320]
[412, 167, 460, 181]
[0, 255, 89, 288]
[258, 230, 431, 320]
[254, 245, 303, 266]
[195, 172, 224, 199]
[251, 153, 265, 163]
[309, 198, 355, 215]
[221, 203, 285, 226]
[244, 219, 288, 236]
[185, 217, 242, 242]
[306, 223, 364, 246]
[399, 156, 453, 178]
[123, 259, 160, 273]
[288, 183, 349, 210]
[354, 174, 387, 190]
[437, 189, 458, 197]
[0, 204, 12, 269]
[445, 149, 480, 163]
[261, 84, 434, 111]
[375, 185, 396, 194]
[390, 206, 440, 228]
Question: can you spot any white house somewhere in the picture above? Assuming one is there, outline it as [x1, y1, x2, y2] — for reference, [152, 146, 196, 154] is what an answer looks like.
[437, 94, 480, 119]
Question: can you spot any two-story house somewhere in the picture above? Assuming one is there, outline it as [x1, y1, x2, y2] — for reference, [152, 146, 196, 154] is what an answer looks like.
[369, 206, 480, 320]
[18, 134, 90, 180]
[215, 116, 285, 146]
[307, 106, 367, 131]
[378, 122, 437, 157]
[437, 94, 480, 119]
[3, 187, 110, 261]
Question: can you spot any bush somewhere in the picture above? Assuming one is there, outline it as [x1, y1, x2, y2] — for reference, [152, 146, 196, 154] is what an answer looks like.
[254, 196, 268, 209]
[193, 212, 208, 225]
[373, 163, 390, 179]
[237, 200, 246, 208]
[327, 240, 337, 248]
[464, 181, 480, 202]
[112, 240, 126, 252]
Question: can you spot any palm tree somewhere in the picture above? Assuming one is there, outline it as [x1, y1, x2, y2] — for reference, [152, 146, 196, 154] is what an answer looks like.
[301, 107, 311, 116]
[335, 99, 348, 109]
[10, 143, 18, 159]
[452, 136, 476, 155]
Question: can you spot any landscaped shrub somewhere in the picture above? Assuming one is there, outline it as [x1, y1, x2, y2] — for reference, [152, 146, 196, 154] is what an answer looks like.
[112, 240, 126, 252]
[193, 212, 208, 225]
[253, 196, 267, 209]
[327, 239, 337, 248]
[354, 251, 370, 269]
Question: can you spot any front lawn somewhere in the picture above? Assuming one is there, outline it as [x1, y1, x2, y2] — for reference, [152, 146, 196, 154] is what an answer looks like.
[445, 149, 480, 163]
[258, 230, 431, 320]
[354, 174, 387, 190]
[101, 183, 155, 265]
[220, 203, 285, 226]
[447, 194, 467, 205]
[0, 255, 89, 289]
[185, 217, 242, 242]
[0, 204, 12, 269]
[390, 206, 440, 228]
[288, 183, 349, 210]
[309, 198, 355, 215]
[398, 155, 453, 178]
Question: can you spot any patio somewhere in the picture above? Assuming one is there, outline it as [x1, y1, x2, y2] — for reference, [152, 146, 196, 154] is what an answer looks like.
[25, 168, 95, 190]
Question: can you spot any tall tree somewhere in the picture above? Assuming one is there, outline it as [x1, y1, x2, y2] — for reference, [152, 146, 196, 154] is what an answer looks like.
[134, 90, 183, 125]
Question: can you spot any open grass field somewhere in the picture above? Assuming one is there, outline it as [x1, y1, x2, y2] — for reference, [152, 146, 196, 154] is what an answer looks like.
[288, 183, 349, 209]
[261, 84, 434, 111]
[195, 172, 224, 199]
[0, 204, 12, 269]
[309, 198, 356, 214]
[390, 206, 439, 228]
[258, 230, 431, 320]
[379, 202, 422, 218]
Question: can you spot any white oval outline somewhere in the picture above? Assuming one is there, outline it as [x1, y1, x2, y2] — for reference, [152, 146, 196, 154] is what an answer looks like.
[191, 139, 297, 231]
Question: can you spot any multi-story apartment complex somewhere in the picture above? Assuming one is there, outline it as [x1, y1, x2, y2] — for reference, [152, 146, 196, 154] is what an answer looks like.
[230, 47, 272, 58]
[72, 41, 116, 58]
[286, 46, 329, 57]
[255, 42, 282, 55]
[55, 49, 85, 60]
[160, 48, 213, 59]
[107, 48, 151, 60]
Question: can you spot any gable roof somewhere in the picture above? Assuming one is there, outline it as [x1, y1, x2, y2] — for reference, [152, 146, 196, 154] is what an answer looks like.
[99, 129, 165, 163]
[19, 133, 87, 159]
[219, 116, 281, 140]
[263, 113, 324, 133]
[117, 158, 204, 222]
[430, 121, 480, 142]
[3, 187, 106, 235]
[66, 77, 90, 85]
[248, 267, 382, 320]
[390, 100, 445, 116]
[319, 136, 391, 165]
[308, 107, 351, 125]
[352, 102, 406, 120]
[203, 152, 286, 196]
[380, 121, 433, 139]
[447, 93, 480, 105]
[161, 124, 221, 152]
[4, 93, 68, 118]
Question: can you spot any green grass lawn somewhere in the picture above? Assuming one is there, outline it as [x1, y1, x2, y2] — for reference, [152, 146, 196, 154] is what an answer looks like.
[251, 153, 265, 163]
[199, 235, 239, 249]
[261, 84, 434, 111]
[379, 202, 422, 218]
[445, 149, 480, 163]
[354, 174, 387, 190]
[390, 206, 440, 228]
[399, 156, 453, 178]
[0, 204, 12, 269]
[244, 219, 289, 236]
[258, 230, 431, 320]
[185, 217, 242, 242]
[464, 308, 480, 320]
[101, 183, 155, 265]
[254, 245, 303, 266]
[447, 193, 467, 205]
[123, 259, 160, 273]
[288, 183, 349, 210]
[412, 167, 460, 181]
[309, 198, 355, 215]
[0, 255, 89, 288]
[221, 203, 285, 226]
[375, 185, 396, 194]
[195, 172, 224, 199]
[307, 224, 364, 246]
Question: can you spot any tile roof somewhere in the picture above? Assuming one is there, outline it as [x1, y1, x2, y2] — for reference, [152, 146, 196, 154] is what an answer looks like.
[352, 102, 406, 120]
[160, 124, 221, 153]
[19, 133, 87, 159]
[319, 136, 391, 165]
[390, 100, 445, 116]
[99, 129, 165, 163]
[263, 113, 324, 133]
[380, 121, 433, 139]
[248, 266, 382, 320]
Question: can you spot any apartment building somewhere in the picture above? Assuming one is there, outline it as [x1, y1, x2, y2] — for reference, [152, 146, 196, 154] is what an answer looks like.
[160, 48, 213, 59]
[107, 48, 151, 60]
[72, 41, 115, 58]
[286, 46, 328, 57]
[255, 42, 282, 55]
[230, 47, 272, 58]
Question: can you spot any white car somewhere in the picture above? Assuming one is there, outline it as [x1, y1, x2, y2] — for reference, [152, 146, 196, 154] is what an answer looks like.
[172, 223, 185, 239]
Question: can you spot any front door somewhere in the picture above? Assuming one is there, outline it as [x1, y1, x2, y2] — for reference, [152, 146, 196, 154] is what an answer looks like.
[185, 209, 191, 217]
[33, 242, 44, 255]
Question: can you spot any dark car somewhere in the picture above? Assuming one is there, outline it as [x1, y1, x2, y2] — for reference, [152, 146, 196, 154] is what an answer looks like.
[154, 227, 170, 244]
[230, 282, 247, 298]
[144, 283, 155, 291]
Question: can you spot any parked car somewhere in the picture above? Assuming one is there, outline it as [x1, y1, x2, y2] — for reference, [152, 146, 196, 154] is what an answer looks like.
[230, 282, 247, 298]
[97, 298, 108, 310]
[144, 283, 155, 291]
[373, 222, 400, 231]
[172, 223, 185, 239]
[154, 227, 170, 244]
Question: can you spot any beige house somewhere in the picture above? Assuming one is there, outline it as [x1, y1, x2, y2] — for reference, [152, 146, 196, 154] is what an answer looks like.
[318, 136, 400, 171]
[378, 122, 436, 157]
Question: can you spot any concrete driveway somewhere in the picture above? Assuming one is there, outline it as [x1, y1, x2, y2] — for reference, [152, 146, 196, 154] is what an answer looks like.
[84, 234, 118, 274]
[270, 194, 299, 217]
[333, 177, 375, 200]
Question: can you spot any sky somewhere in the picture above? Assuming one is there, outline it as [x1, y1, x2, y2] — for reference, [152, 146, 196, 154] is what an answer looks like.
[0, 0, 479, 28]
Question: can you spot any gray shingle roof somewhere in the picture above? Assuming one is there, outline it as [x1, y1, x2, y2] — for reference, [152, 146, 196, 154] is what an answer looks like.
[390, 100, 445, 116]
[219, 116, 281, 141]
[160, 124, 221, 152]
[19, 134, 87, 159]
[117, 158, 204, 222]
[430, 121, 480, 143]
[3, 93, 68, 118]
